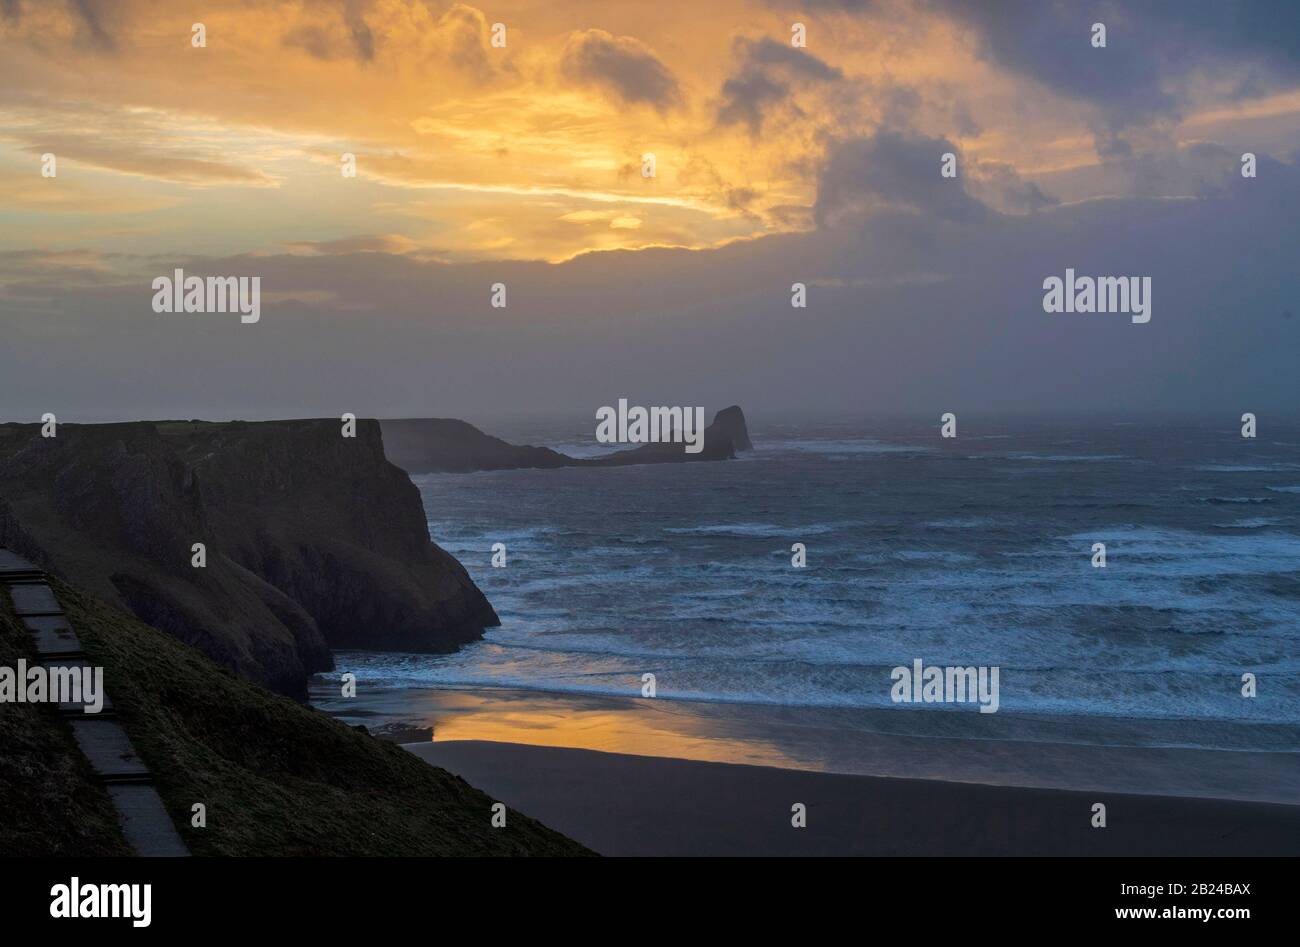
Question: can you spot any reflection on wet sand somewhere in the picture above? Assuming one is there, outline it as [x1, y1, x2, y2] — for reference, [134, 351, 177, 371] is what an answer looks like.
[312, 683, 1300, 803]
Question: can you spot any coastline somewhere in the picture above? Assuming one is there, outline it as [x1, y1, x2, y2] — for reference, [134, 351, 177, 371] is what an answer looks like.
[406, 739, 1300, 857]
[312, 683, 1300, 806]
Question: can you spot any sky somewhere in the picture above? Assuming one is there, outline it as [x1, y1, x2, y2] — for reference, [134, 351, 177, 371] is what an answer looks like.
[1, 0, 1298, 423]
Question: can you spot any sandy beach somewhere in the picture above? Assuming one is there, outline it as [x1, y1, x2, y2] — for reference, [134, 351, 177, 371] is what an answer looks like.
[407, 738, 1300, 856]
[364, 686, 1300, 857]
[311, 675, 1300, 856]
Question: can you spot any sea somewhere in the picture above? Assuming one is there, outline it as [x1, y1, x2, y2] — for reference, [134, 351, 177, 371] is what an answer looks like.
[311, 417, 1300, 759]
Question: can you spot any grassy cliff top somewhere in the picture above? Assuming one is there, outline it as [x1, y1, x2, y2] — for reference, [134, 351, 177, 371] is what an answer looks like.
[3, 582, 590, 857]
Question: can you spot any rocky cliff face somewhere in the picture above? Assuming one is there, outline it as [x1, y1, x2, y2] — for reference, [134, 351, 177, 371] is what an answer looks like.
[382, 406, 753, 474]
[0, 420, 498, 699]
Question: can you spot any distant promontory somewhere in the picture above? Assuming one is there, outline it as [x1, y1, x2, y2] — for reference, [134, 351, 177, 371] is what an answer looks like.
[382, 405, 752, 475]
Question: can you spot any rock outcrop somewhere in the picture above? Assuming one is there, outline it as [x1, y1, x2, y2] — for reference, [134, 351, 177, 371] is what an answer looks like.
[584, 405, 752, 466]
[709, 405, 753, 452]
[382, 406, 753, 475]
[382, 418, 571, 473]
[0, 419, 498, 699]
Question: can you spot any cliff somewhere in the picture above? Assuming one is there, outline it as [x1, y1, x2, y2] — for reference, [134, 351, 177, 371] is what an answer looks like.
[0, 419, 498, 699]
[382, 406, 753, 475]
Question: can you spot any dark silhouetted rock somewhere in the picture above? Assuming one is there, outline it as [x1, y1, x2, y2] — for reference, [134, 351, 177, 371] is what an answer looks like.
[382, 406, 753, 474]
[710, 405, 753, 452]
[382, 418, 571, 473]
[0, 419, 498, 699]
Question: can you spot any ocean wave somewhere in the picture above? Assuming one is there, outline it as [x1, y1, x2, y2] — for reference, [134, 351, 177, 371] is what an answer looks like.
[1002, 452, 1127, 462]
[663, 521, 844, 537]
[926, 516, 1003, 529]
[1197, 463, 1300, 472]
[427, 524, 561, 546]
[319, 654, 1300, 726]
[759, 438, 932, 455]
[890, 550, 981, 563]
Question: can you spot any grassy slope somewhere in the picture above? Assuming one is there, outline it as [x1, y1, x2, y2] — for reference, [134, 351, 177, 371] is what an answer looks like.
[17, 580, 591, 856]
[0, 591, 131, 855]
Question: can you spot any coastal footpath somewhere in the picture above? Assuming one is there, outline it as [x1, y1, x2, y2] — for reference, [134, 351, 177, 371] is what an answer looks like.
[0, 570, 587, 856]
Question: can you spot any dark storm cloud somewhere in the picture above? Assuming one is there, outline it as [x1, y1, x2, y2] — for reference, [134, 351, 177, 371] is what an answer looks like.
[932, 0, 1300, 129]
[560, 29, 681, 110]
[966, 162, 1059, 215]
[717, 37, 843, 133]
[814, 131, 989, 225]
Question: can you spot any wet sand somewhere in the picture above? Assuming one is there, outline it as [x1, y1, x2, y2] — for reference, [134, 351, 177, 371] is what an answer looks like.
[407, 739, 1300, 856]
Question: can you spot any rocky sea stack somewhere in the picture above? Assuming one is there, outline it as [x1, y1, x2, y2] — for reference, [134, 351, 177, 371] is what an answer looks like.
[709, 406, 753, 452]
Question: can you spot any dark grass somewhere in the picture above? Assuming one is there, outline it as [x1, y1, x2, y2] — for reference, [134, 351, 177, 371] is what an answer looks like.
[19, 580, 591, 856]
[0, 590, 130, 855]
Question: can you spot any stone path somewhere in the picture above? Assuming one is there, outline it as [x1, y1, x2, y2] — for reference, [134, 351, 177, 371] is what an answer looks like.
[0, 548, 189, 856]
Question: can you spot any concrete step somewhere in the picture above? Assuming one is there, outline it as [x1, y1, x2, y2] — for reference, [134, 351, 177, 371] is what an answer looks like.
[106, 784, 190, 857]
[0, 549, 41, 579]
[67, 717, 150, 779]
[24, 615, 85, 657]
[58, 707, 116, 721]
[7, 582, 63, 617]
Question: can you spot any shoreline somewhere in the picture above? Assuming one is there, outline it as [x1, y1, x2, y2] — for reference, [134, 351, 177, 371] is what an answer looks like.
[314, 683, 1300, 806]
[406, 739, 1300, 856]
